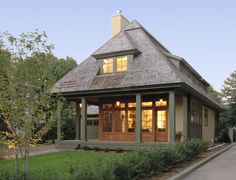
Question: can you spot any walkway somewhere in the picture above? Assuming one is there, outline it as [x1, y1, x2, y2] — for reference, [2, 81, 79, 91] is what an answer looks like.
[183, 144, 236, 180]
[3, 144, 62, 158]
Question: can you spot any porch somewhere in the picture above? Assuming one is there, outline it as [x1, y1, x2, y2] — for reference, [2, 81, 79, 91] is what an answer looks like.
[56, 90, 179, 149]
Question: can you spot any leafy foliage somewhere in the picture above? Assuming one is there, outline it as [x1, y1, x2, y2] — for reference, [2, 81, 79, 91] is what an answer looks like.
[71, 139, 207, 180]
[221, 71, 236, 105]
[0, 30, 77, 179]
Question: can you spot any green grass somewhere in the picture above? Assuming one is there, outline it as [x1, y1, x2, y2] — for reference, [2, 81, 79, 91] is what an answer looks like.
[0, 151, 122, 179]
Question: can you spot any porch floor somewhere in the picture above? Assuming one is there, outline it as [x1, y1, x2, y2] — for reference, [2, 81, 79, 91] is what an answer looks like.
[56, 139, 170, 150]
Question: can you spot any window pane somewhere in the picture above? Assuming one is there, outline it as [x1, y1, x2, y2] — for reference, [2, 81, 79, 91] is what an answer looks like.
[117, 56, 127, 72]
[142, 110, 152, 132]
[128, 103, 136, 108]
[128, 110, 136, 132]
[155, 99, 167, 106]
[115, 110, 126, 132]
[103, 58, 113, 74]
[115, 102, 125, 108]
[142, 102, 153, 107]
[157, 110, 167, 132]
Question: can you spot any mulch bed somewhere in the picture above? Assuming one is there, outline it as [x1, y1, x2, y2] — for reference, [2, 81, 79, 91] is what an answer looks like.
[150, 143, 230, 180]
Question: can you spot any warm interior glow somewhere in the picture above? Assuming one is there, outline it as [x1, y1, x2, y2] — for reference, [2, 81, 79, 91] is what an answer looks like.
[142, 110, 152, 132]
[115, 110, 125, 132]
[128, 110, 136, 132]
[128, 103, 136, 108]
[103, 58, 113, 73]
[79, 103, 82, 108]
[155, 99, 167, 106]
[117, 56, 127, 72]
[157, 110, 167, 132]
[142, 102, 153, 107]
[116, 101, 120, 107]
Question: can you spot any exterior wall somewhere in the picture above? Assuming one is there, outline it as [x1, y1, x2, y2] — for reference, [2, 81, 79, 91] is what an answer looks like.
[202, 107, 215, 142]
[175, 96, 188, 138]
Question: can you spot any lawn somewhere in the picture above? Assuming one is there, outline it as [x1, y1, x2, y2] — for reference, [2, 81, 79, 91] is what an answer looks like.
[0, 151, 122, 179]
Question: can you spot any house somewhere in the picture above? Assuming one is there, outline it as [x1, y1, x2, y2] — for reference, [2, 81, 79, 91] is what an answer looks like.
[52, 11, 222, 149]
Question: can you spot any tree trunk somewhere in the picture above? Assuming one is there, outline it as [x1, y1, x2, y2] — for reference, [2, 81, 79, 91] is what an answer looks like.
[23, 147, 30, 180]
[14, 148, 19, 180]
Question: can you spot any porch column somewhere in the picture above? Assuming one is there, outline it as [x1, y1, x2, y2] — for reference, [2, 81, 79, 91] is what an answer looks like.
[81, 97, 87, 141]
[75, 101, 81, 140]
[56, 100, 61, 141]
[168, 91, 176, 143]
[135, 94, 142, 143]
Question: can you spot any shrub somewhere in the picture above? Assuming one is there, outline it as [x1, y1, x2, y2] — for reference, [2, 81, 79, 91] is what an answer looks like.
[71, 139, 207, 180]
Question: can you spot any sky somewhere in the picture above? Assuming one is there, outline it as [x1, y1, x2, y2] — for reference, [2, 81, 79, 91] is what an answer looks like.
[1, 0, 236, 91]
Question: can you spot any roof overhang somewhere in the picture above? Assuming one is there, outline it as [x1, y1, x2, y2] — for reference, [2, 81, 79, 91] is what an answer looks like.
[92, 48, 141, 59]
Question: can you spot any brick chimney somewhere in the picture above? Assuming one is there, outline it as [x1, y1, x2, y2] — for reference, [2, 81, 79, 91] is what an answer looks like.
[111, 10, 129, 37]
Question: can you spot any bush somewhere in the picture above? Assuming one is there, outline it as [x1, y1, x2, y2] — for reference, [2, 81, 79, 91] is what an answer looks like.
[71, 139, 207, 180]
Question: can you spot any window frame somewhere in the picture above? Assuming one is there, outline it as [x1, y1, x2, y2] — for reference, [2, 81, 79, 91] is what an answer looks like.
[99, 55, 131, 75]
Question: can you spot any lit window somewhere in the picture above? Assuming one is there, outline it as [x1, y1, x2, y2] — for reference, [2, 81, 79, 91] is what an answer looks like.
[142, 110, 152, 132]
[117, 56, 127, 72]
[103, 58, 113, 74]
[142, 102, 153, 107]
[128, 110, 136, 132]
[128, 103, 136, 108]
[155, 99, 167, 106]
[115, 101, 125, 108]
[157, 110, 167, 132]
[115, 110, 126, 132]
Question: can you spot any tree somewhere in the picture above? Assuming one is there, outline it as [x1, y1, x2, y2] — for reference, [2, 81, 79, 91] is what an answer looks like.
[221, 71, 236, 105]
[207, 85, 222, 104]
[220, 71, 236, 142]
[0, 31, 58, 180]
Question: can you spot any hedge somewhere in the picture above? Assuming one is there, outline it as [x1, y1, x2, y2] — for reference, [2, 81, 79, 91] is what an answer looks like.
[71, 139, 208, 180]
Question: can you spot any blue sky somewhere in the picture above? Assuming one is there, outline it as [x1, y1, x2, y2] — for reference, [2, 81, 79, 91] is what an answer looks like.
[1, 0, 236, 91]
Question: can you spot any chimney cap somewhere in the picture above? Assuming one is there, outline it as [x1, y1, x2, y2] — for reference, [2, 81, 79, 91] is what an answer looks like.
[116, 9, 122, 15]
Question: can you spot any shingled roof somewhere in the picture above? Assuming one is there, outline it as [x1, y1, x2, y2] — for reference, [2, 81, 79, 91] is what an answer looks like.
[52, 20, 222, 110]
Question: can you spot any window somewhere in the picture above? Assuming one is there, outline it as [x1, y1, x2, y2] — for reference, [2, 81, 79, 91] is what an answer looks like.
[142, 110, 152, 132]
[128, 103, 136, 108]
[115, 110, 126, 132]
[204, 108, 208, 126]
[117, 56, 127, 72]
[142, 102, 153, 107]
[157, 110, 167, 132]
[103, 58, 113, 74]
[103, 111, 112, 132]
[128, 110, 136, 132]
[115, 101, 125, 108]
[155, 99, 167, 106]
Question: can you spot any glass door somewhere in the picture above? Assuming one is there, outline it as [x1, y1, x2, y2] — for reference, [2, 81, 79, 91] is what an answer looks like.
[156, 110, 168, 141]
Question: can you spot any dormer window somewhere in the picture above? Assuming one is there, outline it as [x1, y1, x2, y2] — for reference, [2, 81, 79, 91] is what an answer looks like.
[117, 56, 127, 72]
[100, 55, 129, 75]
[103, 58, 113, 73]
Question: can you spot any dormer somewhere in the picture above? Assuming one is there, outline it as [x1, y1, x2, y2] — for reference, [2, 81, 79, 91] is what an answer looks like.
[92, 11, 141, 75]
